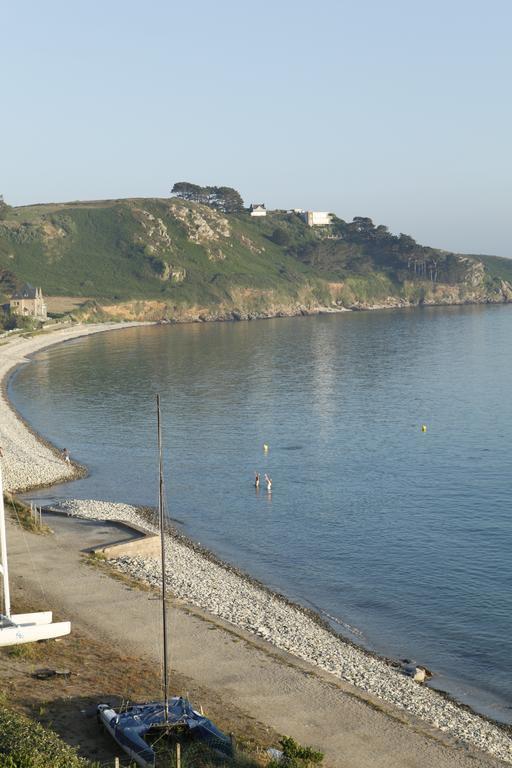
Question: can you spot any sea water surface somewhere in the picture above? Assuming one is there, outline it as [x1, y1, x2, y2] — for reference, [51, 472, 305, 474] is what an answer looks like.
[10, 306, 512, 723]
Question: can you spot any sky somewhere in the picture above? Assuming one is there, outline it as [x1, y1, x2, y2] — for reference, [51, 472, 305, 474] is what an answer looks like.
[1, 0, 511, 256]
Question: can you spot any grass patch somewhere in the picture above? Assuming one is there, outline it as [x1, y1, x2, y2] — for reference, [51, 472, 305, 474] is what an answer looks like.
[480, 254, 512, 283]
[5, 641, 48, 662]
[0, 703, 100, 767]
[3, 494, 50, 534]
[83, 552, 153, 592]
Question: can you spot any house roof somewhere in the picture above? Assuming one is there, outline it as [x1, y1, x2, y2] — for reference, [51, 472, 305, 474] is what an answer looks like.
[11, 283, 39, 300]
[250, 203, 266, 210]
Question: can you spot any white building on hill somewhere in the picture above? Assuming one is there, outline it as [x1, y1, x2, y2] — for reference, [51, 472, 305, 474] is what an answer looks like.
[302, 211, 332, 227]
[249, 204, 267, 217]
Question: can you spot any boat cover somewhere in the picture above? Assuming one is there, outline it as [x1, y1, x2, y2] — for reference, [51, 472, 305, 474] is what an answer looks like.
[98, 696, 232, 766]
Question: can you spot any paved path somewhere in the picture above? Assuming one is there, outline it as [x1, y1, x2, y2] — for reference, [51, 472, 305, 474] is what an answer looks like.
[6, 514, 506, 768]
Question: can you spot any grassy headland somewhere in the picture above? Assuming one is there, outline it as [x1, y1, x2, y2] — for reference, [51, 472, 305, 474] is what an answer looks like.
[0, 197, 511, 322]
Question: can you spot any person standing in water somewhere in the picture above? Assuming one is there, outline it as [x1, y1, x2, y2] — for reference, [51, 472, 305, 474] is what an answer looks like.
[264, 473, 272, 492]
[254, 472, 260, 488]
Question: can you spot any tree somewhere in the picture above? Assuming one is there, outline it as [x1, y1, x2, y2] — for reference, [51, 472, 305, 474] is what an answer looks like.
[397, 233, 417, 252]
[268, 736, 324, 768]
[0, 195, 10, 221]
[0, 311, 15, 331]
[170, 182, 205, 203]
[345, 217, 376, 242]
[207, 186, 244, 213]
[271, 227, 291, 246]
[351, 216, 375, 233]
[170, 182, 244, 212]
[0, 312, 37, 332]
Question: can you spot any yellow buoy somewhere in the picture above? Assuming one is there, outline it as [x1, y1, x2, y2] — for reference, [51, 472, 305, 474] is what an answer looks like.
[263, 443, 269, 452]
[421, 424, 427, 432]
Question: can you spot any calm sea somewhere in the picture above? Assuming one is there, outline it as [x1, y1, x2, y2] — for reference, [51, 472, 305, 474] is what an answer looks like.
[10, 306, 512, 723]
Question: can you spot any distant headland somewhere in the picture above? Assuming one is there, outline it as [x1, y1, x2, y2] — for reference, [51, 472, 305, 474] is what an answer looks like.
[1, 186, 511, 325]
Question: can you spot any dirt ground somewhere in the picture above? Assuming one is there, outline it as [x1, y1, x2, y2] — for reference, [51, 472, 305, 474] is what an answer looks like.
[45, 296, 92, 314]
[0, 606, 276, 766]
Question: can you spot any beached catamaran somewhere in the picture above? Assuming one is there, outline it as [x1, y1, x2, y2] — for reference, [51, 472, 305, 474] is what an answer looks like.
[97, 395, 232, 767]
[0, 456, 71, 646]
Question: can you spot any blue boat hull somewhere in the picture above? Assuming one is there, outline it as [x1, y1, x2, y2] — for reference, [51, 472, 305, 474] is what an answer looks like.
[98, 697, 232, 767]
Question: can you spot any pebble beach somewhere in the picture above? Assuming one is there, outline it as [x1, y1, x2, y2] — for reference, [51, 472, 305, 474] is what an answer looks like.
[0, 323, 145, 492]
[1, 325, 511, 765]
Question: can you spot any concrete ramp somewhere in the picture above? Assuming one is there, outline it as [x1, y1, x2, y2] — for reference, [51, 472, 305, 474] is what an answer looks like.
[44, 509, 161, 559]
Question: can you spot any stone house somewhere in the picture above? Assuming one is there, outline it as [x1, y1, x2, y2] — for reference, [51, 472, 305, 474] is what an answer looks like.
[10, 284, 47, 320]
[249, 204, 267, 217]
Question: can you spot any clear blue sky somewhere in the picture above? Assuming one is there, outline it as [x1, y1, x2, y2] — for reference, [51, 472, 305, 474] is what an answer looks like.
[2, 0, 511, 256]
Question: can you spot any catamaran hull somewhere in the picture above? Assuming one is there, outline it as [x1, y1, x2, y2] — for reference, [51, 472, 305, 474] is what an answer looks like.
[97, 698, 233, 767]
[98, 707, 154, 767]
[0, 612, 71, 647]
[1, 460, 72, 647]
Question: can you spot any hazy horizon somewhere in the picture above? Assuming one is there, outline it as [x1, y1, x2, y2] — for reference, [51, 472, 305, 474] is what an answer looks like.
[2, 0, 511, 257]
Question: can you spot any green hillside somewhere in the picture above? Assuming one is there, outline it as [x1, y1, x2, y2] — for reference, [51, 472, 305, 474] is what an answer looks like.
[477, 253, 512, 283]
[0, 196, 510, 322]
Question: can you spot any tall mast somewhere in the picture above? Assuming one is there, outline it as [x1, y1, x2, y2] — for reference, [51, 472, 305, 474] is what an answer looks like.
[157, 395, 169, 722]
[0, 455, 12, 619]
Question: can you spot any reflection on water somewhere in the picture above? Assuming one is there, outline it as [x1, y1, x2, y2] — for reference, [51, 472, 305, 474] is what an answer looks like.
[10, 305, 512, 722]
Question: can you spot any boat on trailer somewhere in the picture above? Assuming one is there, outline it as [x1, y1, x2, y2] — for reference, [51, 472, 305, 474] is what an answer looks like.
[97, 396, 232, 766]
[0, 452, 71, 647]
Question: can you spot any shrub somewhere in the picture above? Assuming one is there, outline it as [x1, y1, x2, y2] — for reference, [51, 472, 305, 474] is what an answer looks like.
[0, 312, 39, 332]
[0, 704, 98, 768]
[268, 736, 323, 768]
[271, 227, 291, 247]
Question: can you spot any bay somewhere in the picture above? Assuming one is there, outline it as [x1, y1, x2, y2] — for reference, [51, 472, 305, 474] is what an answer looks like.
[10, 305, 512, 723]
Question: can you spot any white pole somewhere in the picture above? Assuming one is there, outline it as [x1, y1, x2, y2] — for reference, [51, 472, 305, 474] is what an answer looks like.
[0, 457, 11, 618]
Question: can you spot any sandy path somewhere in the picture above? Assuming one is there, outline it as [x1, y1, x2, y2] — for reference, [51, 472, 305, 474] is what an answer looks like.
[5, 513, 506, 768]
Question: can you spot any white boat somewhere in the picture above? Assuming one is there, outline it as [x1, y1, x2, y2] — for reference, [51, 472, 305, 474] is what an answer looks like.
[0, 454, 71, 646]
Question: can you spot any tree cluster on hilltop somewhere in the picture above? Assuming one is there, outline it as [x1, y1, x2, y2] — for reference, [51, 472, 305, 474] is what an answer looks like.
[333, 215, 417, 251]
[330, 215, 448, 282]
[171, 182, 244, 213]
[270, 213, 469, 285]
